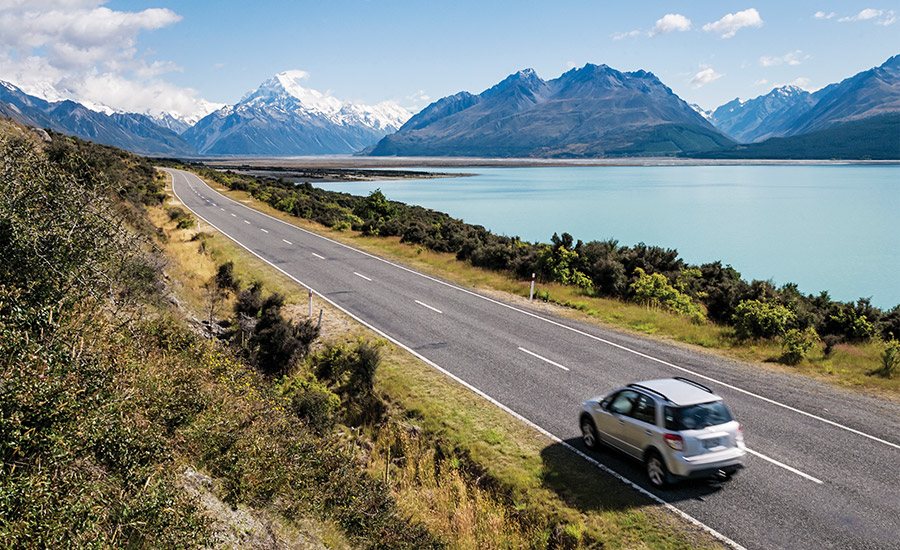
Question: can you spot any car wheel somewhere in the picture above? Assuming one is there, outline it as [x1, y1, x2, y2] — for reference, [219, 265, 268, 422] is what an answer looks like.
[580, 416, 600, 450]
[646, 450, 670, 489]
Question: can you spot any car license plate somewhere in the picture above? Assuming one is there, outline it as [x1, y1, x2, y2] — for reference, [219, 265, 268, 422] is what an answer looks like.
[703, 437, 721, 449]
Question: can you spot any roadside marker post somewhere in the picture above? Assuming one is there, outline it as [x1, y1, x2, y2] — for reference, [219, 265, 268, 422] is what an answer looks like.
[529, 273, 535, 302]
[308, 289, 313, 317]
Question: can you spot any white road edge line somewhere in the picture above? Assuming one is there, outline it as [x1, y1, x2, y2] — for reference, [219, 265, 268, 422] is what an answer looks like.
[353, 272, 372, 281]
[170, 169, 900, 453]
[518, 346, 570, 371]
[166, 169, 746, 550]
[311, 253, 325, 260]
[283, 239, 293, 245]
[745, 448, 824, 484]
[415, 300, 443, 314]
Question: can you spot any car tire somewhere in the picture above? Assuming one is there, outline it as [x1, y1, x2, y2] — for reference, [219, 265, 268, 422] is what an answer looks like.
[645, 450, 670, 489]
[580, 415, 600, 451]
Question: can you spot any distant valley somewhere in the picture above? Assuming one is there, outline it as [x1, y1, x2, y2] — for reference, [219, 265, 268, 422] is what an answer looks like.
[1, 55, 898, 159]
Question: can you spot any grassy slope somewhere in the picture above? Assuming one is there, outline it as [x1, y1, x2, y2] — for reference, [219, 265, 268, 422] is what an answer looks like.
[186, 173, 897, 399]
[158, 173, 724, 548]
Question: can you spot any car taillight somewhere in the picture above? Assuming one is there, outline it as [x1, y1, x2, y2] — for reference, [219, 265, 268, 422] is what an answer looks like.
[736, 424, 744, 443]
[664, 433, 684, 451]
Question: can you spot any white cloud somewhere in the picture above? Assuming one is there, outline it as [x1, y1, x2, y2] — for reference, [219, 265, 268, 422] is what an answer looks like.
[406, 89, 430, 103]
[690, 67, 723, 88]
[649, 14, 692, 36]
[813, 11, 835, 19]
[836, 8, 896, 25]
[754, 79, 769, 86]
[877, 10, 896, 25]
[703, 8, 764, 38]
[612, 29, 641, 40]
[838, 8, 881, 21]
[0, 1, 215, 119]
[789, 77, 812, 90]
[760, 50, 808, 67]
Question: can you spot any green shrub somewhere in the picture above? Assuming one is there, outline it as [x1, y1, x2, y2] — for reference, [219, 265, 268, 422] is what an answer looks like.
[732, 299, 795, 339]
[781, 327, 820, 365]
[872, 339, 900, 378]
[630, 267, 706, 323]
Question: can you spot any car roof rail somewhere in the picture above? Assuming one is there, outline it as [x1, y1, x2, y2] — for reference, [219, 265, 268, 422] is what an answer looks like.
[627, 383, 671, 403]
[673, 376, 713, 394]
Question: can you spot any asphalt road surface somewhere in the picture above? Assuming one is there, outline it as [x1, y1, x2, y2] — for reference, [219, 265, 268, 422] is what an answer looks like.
[165, 168, 900, 550]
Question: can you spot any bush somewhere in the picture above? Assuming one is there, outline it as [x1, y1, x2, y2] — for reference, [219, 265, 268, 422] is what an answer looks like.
[630, 268, 706, 323]
[781, 327, 819, 365]
[732, 300, 795, 339]
[279, 374, 341, 434]
[872, 339, 900, 378]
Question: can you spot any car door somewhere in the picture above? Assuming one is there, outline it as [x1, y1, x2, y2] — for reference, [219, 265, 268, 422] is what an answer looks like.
[617, 392, 657, 458]
[596, 389, 638, 454]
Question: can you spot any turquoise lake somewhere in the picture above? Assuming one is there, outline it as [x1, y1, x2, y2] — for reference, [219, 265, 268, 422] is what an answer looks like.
[314, 165, 900, 308]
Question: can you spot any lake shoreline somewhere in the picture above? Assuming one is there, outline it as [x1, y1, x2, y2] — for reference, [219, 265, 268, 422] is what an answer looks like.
[192, 155, 900, 170]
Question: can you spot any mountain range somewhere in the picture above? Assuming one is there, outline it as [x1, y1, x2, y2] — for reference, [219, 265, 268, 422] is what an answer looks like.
[710, 54, 900, 144]
[1, 55, 898, 159]
[182, 71, 410, 155]
[368, 65, 735, 157]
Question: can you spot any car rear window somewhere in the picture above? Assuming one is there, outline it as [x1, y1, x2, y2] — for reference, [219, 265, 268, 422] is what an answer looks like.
[665, 401, 733, 430]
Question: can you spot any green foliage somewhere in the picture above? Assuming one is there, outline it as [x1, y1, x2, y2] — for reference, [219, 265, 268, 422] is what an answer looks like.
[732, 300, 796, 340]
[354, 188, 396, 222]
[872, 339, 900, 378]
[311, 340, 387, 425]
[630, 268, 706, 323]
[279, 374, 341, 434]
[781, 327, 820, 365]
[536, 234, 593, 291]
[250, 304, 319, 377]
[215, 260, 240, 293]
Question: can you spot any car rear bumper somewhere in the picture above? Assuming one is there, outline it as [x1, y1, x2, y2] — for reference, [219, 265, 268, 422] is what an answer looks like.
[668, 448, 746, 478]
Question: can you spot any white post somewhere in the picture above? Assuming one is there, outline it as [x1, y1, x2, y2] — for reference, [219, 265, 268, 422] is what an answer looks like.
[308, 289, 313, 317]
[529, 273, 536, 302]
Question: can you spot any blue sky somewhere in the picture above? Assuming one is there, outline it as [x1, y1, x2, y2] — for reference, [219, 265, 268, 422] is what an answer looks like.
[1, 1, 897, 118]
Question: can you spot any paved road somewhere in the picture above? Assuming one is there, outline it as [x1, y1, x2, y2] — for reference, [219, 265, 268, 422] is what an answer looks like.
[165, 168, 900, 550]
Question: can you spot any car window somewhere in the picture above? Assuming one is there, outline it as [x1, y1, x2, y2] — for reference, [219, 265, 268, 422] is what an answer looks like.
[665, 401, 733, 430]
[608, 390, 636, 416]
[631, 393, 657, 425]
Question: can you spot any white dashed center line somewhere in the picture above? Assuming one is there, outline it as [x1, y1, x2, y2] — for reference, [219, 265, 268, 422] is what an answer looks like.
[517, 347, 570, 371]
[415, 300, 443, 314]
[311, 253, 325, 260]
[282, 239, 292, 245]
[353, 272, 372, 281]
[244, 220, 251, 224]
[745, 448, 824, 484]
[260, 228, 268, 233]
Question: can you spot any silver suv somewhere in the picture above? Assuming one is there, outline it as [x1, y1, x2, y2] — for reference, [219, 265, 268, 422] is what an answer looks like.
[579, 377, 746, 488]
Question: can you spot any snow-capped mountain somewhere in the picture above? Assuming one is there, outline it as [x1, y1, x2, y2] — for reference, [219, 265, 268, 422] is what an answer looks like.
[147, 99, 223, 135]
[710, 85, 816, 143]
[183, 71, 411, 155]
[0, 78, 195, 155]
[709, 55, 900, 144]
